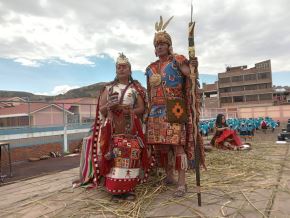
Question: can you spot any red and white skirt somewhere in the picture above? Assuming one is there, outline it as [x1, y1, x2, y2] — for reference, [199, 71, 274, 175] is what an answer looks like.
[104, 135, 142, 194]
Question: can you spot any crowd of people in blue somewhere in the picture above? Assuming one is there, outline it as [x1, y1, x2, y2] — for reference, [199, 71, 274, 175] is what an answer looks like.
[199, 116, 280, 138]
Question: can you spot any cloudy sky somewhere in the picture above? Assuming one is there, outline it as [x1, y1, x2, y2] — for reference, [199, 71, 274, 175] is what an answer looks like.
[1, 0, 290, 95]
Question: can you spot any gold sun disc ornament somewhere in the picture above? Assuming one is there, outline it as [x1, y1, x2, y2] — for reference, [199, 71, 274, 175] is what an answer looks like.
[149, 73, 162, 87]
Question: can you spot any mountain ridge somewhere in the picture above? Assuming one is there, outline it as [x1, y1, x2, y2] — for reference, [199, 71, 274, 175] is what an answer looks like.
[0, 82, 107, 101]
[1, 72, 288, 101]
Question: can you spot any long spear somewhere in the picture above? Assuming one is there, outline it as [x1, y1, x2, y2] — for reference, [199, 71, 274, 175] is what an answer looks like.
[188, 1, 202, 206]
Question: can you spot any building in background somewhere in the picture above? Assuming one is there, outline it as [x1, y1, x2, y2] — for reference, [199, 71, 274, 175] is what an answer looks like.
[54, 98, 97, 124]
[0, 97, 97, 128]
[273, 86, 290, 105]
[0, 97, 27, 108]
[218, 60, 273, 108]
[200, 82, 219, 109]
[0, 103, 73, 127]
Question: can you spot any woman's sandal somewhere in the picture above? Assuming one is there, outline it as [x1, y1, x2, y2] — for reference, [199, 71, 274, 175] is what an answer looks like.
[111, 192, 136, 202]
[173, 184, 188, 198]
[122, 192, 136, 201]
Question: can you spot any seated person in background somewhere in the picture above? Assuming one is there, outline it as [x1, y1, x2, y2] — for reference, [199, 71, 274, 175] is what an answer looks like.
[269, 120, 277, 132]
[239, 123, 248, 140]
[210, 114, 245, 150]
[247, 123, 255, 138]
[261, 119, 268, 133]
[200, 122, 209, 137]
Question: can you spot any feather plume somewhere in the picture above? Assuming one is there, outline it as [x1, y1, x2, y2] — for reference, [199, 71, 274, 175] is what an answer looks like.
[155, 22, 159, 31]
[158, 16, 163, 31]
[162, 16, 174, 30]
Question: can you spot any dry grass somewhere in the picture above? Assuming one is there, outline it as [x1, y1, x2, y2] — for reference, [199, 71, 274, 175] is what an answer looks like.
[63, 129, 289, 217]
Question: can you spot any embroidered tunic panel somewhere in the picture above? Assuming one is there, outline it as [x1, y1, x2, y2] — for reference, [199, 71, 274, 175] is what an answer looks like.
[146, 55, 188, 146]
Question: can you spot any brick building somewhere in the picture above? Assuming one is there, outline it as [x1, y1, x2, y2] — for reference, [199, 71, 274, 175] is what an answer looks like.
[0, 103, 73, 127]
[54, 98, 97, 123]
[200, 82, 219, 108]
[0, 97, 26, 108]
[218, 60, 273, 108]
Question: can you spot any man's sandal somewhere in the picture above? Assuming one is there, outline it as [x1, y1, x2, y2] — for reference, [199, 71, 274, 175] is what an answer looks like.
[173, 185, 188, 198]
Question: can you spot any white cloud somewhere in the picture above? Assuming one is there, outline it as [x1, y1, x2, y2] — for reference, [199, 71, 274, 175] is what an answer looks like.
[33, 85, 79, 95]
[51, 85, 79, 95]
[14, 58, 40, 67]
[61, 56, 94, 65]
[0, 0, 290, 73]
[39, 0, 48, 8]
[34, 91, 49, 96]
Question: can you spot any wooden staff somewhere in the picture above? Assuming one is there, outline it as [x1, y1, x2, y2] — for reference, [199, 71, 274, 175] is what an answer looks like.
[188, 1, 202, 206]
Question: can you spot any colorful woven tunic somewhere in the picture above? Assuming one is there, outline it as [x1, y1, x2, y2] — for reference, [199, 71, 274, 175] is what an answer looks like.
[79, 81, 151, 194]
[145, 54, 202, 169]
[146, 55, 188, 146]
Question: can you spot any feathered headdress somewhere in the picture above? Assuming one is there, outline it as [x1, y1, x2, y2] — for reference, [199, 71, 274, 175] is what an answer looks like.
[153, 16, 174, 47]
[116, 52, 131, 67]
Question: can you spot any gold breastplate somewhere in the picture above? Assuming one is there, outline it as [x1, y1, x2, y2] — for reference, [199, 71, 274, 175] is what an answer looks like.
[149, 73, 162, 87]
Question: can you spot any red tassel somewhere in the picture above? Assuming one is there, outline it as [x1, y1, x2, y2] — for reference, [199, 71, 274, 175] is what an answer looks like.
[141, 148, 149, 171]
[100, 159, 112, 176]
[160, 151, 168, 168]
[134, 116, 145, 143]
[100, 123, 111, 155]
[98, 122, 113, 176]
[134, 116, 151, 171]
[175, 155, 181, 170]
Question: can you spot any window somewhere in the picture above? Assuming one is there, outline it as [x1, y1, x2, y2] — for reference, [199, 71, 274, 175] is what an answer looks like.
[256, 62, 269, 69]
[231, 86, 244, 92]
[231, 75, 243, 82]
[244, 74, 256, 81]
[233, 96, 244, 102]
[219, 87, 231, 93]
[259, 93, 272, 100]
[258, 72, 271, 79]
[258, 83, 272, 89]
[219, 77, 231, 83]
[245, 84, 257, 90]
[220, 97, 232, 103]
[245, 95, 258, 101]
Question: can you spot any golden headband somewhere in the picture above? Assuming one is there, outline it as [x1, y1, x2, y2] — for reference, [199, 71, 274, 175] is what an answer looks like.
[116, 53, 131, 66]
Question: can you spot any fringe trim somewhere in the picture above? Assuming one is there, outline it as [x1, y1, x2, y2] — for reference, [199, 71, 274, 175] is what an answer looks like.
[175, 154, 188, 171]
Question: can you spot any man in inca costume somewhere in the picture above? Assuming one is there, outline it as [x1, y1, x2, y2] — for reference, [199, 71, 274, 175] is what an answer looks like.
[146, 17, 205, 197]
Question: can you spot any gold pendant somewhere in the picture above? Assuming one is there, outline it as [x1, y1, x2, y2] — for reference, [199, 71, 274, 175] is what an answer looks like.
[149, 73, 162, 87]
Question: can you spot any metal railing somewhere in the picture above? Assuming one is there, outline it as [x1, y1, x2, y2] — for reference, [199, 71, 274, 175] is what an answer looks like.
[0, 100, 97, 128]
[0, 100, 97, 153]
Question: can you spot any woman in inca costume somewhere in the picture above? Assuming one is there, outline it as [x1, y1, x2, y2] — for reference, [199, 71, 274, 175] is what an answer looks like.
[146, 17, 205, 197]
[78, 53, 152, 200]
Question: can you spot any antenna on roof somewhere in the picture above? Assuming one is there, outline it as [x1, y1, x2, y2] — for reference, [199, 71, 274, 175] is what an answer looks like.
[225, 64, 231, 71]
